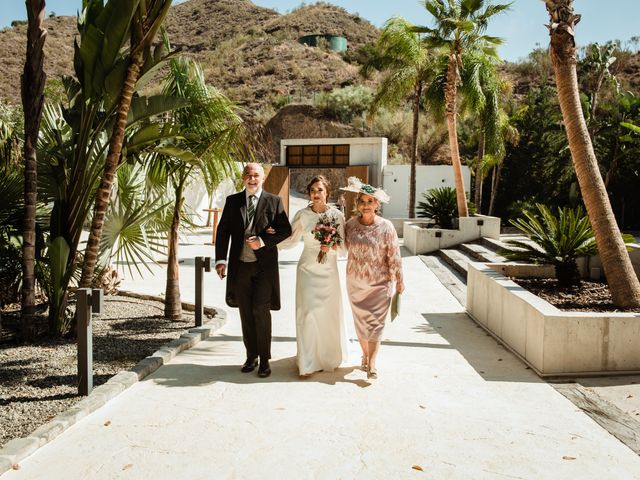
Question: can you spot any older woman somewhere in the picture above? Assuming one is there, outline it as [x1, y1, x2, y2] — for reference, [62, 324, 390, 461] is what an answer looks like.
[341, 177, 404, 379]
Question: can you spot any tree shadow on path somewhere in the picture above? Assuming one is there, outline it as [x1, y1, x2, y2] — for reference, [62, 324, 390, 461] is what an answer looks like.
[419, 312, 543, 383]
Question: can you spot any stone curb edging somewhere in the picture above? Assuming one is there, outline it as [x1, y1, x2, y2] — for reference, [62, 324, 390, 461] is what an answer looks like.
[0, 293, 227, 476]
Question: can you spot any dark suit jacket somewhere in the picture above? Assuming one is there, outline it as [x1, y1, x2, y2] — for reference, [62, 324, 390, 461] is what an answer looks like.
[215, 190, 292, 310]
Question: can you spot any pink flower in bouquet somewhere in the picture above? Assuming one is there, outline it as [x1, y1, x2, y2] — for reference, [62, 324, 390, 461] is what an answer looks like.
[312, 214, 342, 263]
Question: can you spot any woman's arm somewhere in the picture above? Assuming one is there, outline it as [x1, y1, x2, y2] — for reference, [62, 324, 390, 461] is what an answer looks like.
[277, 210, 304, 250]
[336, 210, 347, 257]
[385, 223, 404, 292]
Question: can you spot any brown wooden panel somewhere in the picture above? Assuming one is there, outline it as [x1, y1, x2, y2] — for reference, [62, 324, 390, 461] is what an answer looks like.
[335, 155, 349, 165]
[303, 145, 318, 154]
[319, 155, 333, 165]
[343, 165, 369, 218]
[289, 146, 302, 155]
[263, 165, 290, 215]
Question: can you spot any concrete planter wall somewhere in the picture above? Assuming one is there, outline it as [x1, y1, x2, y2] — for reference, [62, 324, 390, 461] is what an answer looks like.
[466, 262, 640, 376]
[577, 243, 640, 280]
[403, 215, 501, 255]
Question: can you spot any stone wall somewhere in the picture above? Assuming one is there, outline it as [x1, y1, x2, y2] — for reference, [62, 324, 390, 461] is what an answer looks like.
[289, 167, 349, 203]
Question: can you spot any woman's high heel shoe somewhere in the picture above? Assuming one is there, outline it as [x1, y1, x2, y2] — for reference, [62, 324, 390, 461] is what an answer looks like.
[367, 370, 378, 379]
[361, 356, 368, 372]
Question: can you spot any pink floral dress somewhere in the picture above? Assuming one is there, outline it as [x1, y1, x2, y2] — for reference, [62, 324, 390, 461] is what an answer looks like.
[345, 216, 403, 341]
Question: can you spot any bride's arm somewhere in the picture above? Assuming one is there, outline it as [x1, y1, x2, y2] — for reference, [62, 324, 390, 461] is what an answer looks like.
[336, 211, 347, 257]
[278, 210, 304, 250]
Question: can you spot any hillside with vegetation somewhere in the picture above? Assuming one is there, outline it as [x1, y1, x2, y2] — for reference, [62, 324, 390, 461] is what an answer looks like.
[0, 0, 378, 114]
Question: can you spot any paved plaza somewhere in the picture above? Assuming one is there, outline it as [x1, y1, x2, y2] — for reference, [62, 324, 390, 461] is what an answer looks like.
[2, 215, 640, 479]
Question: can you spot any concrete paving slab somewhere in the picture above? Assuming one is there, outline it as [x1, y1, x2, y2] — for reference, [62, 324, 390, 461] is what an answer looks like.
[3, 232, 640, 479]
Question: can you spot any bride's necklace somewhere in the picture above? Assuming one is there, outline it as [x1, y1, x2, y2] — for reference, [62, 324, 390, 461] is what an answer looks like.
[311, 203, 328, 214]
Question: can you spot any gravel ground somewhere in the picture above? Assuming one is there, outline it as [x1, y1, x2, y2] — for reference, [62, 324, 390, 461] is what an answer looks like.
[513, 278, 639, 312]
[0, 296, 203, 449]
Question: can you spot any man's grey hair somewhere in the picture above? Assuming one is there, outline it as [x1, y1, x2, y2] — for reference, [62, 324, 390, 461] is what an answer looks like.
[242, 163, 265, 176]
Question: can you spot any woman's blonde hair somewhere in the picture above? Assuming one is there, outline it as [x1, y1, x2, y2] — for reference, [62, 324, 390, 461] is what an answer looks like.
[353, 192, 380, 216]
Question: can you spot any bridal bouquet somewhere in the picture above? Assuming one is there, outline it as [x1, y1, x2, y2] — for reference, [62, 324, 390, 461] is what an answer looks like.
[312, 214, 341, 264]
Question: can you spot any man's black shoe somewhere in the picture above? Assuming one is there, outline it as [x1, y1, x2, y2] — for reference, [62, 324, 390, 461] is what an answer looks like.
[257, 361, 271, 378]
[241, 358, 258, 373]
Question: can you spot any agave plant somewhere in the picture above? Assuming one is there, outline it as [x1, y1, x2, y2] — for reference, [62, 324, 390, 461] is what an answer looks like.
[417, 186, 476, 229]
[417, 186, 457, 228]
[500, 204, 604, 288]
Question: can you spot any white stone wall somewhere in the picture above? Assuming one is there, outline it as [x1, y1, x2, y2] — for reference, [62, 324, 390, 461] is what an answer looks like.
[382, 165, 471, 218]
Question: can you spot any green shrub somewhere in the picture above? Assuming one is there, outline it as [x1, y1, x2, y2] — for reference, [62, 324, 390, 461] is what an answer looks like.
[417, 187, 457, 228]
[500, 204, 604, 288]
[314, 85, 374, 123]
[417, 187, 476, 228]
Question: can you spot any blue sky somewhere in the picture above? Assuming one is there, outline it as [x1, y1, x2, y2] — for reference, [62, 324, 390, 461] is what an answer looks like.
[1, 0, 638, 62]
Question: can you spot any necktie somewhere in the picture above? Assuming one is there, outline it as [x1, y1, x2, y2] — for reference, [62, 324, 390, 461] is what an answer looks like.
[246, 195, 255, 226]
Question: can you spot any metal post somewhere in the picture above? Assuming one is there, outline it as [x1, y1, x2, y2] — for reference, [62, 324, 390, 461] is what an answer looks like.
[77, 288, 93, 396]
[194, 257, 211, 327]
[195, 257, 204, 327]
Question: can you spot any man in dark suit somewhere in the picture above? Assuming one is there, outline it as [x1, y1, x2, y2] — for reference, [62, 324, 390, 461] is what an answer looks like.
[215, 163, 292, 378]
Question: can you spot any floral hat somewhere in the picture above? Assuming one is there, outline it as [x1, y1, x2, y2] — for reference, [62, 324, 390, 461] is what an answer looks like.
[339, 176, 390, 204]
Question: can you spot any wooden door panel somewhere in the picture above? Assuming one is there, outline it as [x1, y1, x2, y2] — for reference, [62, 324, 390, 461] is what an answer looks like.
[263, 165, 290, 215]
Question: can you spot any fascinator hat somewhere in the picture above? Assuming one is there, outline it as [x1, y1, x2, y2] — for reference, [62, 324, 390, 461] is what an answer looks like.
[339, 176, 390, 204]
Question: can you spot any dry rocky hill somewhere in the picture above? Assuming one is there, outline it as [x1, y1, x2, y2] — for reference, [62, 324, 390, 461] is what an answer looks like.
[0, 0, 378, 117]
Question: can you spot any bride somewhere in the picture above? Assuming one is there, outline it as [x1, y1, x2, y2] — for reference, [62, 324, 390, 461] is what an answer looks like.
[278, 175, 348, 376]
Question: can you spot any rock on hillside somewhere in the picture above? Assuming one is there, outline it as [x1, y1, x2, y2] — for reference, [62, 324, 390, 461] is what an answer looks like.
[264, 104, 358, 160]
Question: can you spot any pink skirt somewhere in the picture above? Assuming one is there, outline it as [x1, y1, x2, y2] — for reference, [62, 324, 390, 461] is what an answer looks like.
[347, 274, 392, 341]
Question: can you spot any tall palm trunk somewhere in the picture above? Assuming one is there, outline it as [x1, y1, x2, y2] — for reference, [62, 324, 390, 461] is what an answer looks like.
[409, 81, 422, 218]
[546, 1, 640, 308]
[164, 180, 185, 319]
[79, 51, 143, 288]
[445, 53, 469, 217]
[488, 162, 503, 216]
[474, 132, 485, 213]
[21, 0, 47, 337]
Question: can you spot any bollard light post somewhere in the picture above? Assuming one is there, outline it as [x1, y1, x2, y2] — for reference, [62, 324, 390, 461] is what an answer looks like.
[194, 257, 211, 327]
[77, 288, 103, 396]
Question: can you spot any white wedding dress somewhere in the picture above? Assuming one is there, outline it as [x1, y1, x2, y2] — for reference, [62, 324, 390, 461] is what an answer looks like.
[280, 206, 349, 375]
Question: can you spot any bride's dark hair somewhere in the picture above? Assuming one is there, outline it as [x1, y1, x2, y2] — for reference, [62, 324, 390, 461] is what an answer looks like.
[306, 175, 331, 200]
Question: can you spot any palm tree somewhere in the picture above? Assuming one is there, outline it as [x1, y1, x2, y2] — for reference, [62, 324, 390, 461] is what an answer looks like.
[544, 0, 640, 308]
[415, 0, 511, 217]
[458, 51, 508, 212]
[21, 0, 47, 337]
[361, 17, 436, 218]
[156, 57, 243, 319]
[38, 0, 183, 333]
[80, 0, 173, 288]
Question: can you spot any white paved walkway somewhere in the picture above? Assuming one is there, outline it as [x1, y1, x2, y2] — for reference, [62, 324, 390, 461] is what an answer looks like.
[3, 228, 640, 479]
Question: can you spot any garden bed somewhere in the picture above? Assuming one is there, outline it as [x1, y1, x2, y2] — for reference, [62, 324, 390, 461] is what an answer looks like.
[0, 296, 205, 449]
[513, 278, 636, 313]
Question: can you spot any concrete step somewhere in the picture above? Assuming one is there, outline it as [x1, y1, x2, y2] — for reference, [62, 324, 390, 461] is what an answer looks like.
[419, 255, 467, 307]
[460, 242, 507, 263]
[438, 248, 478, 280]
[481, 236, 509, 253]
